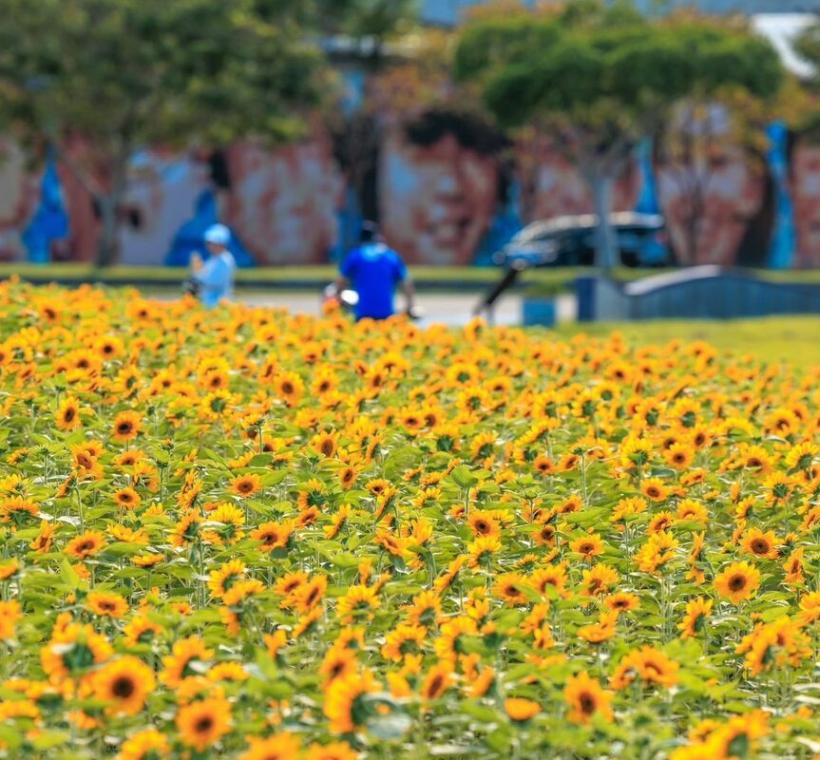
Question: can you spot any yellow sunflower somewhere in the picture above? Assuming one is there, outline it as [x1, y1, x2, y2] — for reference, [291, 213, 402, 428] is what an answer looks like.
[208, 559, 246, 599]
[56, 396, 82, 431]
[116, 728, 170, 760]
[86, 591, 129, 618]
[678, 597, 714, 639]
[251, 520, 294, 552]
[505, 697, 541, 722]
[114, 486, 141, 510]
[230, 473, 261, 499]
[112, 411, 141, 442]
[319, 645, 358, 688]
[714, 561, 761, 604]
[238, 733, 302, 760]
[65, 530, 106, 559]
[740, 528, 779, 560]
[92, 656, 154, 715]
[160, 636, 213, 687]
[176, 697, 232, 752]
[323, 669, 380, 734]
[564, 671, 613, 724]
[420, 662, 453, 700]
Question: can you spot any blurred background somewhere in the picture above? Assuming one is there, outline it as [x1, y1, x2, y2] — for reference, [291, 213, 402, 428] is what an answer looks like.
[2, 0, 820, 274]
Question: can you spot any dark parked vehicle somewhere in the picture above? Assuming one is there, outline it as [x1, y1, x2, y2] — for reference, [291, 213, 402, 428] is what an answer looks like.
[494, 212, 672, 269]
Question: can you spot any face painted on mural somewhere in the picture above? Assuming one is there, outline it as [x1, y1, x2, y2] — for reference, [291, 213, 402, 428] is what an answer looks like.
[790, 141, 820, 267]
[0, 139, 38, 261]
[225, 141, 343, 265]
[119, 149, 212, 266]
[655, 107, 764, 266]
[378, 125, 501, 266]
[525, 150, 589, 219]
[519, 143, 639, 223]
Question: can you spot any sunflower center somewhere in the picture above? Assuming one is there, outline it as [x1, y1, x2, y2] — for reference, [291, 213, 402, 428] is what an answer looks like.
[728, 575, 746, 591]
[112, 676, 135, 698]
[579, 693, 596, 714]
[194, 716, 214, 733]
[428, 675, 444, 697]
[64, 408, 76, 422]
[117, 422, 133, 434]
[751, 540, 768, 554]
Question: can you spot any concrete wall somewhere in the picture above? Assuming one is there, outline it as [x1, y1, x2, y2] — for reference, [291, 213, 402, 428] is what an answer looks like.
[575, 267, 820, 322]
[420, 0, 820, 27]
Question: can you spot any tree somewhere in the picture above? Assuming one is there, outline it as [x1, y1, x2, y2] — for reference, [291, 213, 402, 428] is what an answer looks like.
[795, 18, 820, 83]
[314, 0, 419, 69]
[453, 1, 783, 270]
[0, 0, 329, 266]
[652, 15, 788, 264]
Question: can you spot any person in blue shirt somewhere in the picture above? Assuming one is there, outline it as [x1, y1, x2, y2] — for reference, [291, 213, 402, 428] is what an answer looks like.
[335, 222, 416, 321]
[190, 224, 236, 308]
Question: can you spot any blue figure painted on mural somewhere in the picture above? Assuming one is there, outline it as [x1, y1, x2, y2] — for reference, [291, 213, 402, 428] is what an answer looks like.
[766, 121, 797, 269]
[165, 190, 254, 268]
[22, 154, 69, 264]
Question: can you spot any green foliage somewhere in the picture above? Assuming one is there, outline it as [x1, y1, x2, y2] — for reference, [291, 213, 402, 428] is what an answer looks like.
[0, 0, 327, 148]
[457, 4, 783, 129]
[794, 20, 820, 84]
[452, 0, 784, 269]
[317, 0, 418, 41]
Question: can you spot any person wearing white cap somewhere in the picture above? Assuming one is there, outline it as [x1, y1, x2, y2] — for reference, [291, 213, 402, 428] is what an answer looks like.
[190, 223, 236, 307]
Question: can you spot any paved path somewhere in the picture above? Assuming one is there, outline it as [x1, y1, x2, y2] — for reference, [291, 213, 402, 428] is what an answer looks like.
[237, 292, 576, 326]
[152, 290, 576, 326]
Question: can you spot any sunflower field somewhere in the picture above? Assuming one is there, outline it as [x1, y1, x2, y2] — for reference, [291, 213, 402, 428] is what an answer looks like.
[0, 279, 817, 759]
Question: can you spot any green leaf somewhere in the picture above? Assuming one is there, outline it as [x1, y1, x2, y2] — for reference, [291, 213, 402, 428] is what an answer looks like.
[450, 465, 478, 489]
[460, 701, 500, 724]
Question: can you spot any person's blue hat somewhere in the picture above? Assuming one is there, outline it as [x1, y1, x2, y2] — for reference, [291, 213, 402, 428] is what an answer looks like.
[204, 223, 231, 246]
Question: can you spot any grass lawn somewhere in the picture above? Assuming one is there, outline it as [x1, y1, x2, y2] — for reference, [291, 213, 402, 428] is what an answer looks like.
[2, 263, 819, 296]
[556, 316, 820, 369]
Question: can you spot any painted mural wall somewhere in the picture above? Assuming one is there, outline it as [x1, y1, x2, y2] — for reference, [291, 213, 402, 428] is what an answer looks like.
[2, 108, 819, 268]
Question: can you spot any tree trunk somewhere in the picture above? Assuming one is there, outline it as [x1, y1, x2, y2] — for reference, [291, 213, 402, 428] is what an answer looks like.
[684, 201, 702, 266]
[95, 195, 119, 268]
[94, 159, 128, 268]
[591, 173, 618, 271]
